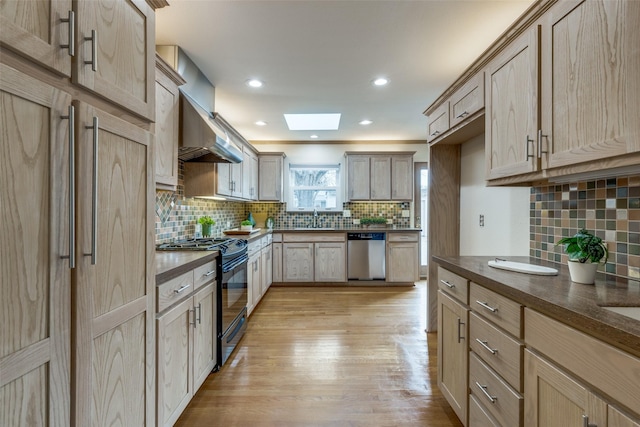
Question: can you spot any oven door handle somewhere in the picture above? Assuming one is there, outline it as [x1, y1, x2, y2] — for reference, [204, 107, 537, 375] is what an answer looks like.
[226, 313, 247, 344]
[222, 253, 248, 273]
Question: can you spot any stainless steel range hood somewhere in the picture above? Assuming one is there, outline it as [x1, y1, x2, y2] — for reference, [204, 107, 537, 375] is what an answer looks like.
[158, 45, 243, 163]
[179, 92, 243, 163]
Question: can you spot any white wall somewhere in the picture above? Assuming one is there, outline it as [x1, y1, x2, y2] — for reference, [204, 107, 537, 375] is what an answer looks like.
[459, 135, 529, 256]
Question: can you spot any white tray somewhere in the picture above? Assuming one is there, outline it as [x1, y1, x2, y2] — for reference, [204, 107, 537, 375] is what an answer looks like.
[488, 259, 558, 276]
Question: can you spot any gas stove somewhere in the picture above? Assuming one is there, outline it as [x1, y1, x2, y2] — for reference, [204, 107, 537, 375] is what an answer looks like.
[156, 237, 248, 258]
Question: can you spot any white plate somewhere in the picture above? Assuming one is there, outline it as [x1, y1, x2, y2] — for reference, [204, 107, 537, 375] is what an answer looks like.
[488, 259, 558, 276]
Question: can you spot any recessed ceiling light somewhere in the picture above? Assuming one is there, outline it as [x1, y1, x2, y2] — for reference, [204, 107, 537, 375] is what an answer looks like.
[372, 77, 389, 86]
[246, 79, 263, 88]
[284, 113, 341, 130]
[310, 134, 319, 139]
[255, 120, 267, 126]
[359, 119, 373, 125]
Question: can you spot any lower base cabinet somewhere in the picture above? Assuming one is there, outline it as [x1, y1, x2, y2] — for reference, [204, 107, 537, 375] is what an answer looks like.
[387, 233, 419, 282]
[157, 282, 216, 427]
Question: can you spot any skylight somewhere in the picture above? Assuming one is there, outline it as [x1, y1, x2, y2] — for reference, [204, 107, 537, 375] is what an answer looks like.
[284, 113, 341, 130]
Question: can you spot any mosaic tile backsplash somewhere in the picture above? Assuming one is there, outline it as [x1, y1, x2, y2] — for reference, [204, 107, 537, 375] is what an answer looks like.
[530, 175, 640, 279]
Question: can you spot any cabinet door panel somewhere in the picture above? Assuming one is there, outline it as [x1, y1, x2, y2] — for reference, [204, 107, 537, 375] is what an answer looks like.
[314, 242, 346, 282]
[74, 101, 154, 427]
[258, 155, 283, 201]
[0, 63, 71, 427]
[387, 242, 418, 282]
[542, 0, 635, 168]
[283, 243, 314, 282]
[347, 155, 370, 200]
[154, 67, 180, 188]
[74, 0, 154, 119]
[391, 155, 413, 201]
[272, 243, 283, 282]
[0, 0, 72, 75]
[193, 284, 216, 392]
[370, 156, 391, 200]
[486, 27, 539, 180]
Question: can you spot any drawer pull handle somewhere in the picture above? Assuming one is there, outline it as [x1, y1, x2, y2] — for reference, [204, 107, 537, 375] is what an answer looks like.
[455, 111, 469, 119]
[525, 134, 535, 160]
[457, 318, 465, 344]
[60, 10, 75, 57]
[476, 300, 498, 313]
[84, 29, 97, 71]
[430, 130, 440, 137]
[475, 381, 497, 404]
[440, 279, 455, 289]
[174, 284, 191, 294]
[204, 270, 216, 277]
[475, 338, 497, 355]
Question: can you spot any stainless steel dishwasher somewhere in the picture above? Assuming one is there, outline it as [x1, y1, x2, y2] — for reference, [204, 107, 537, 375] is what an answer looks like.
[347, 232, 386, 280]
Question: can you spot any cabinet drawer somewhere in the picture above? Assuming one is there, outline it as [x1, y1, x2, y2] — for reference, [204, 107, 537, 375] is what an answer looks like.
[248, 239, 261, 256]
[426, 101, 450, 143]
[469, 394, 500, 427]
[272, 233, 282, 243]
[283, 232, 345, 242]
[450, 72, 484, 127]
[437, 267, 469, 304]
[470, 283, 522, 338]
[469, 352, 523, 427]
[470, 312, 523, 391]
[157, 270, 194, 313]
[387, 232, 418, 242]
[193, 261, 216, 291]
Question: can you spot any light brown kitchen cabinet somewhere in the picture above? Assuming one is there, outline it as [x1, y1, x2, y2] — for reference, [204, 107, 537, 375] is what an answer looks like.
[426, 101, 450, 143]
[0, 0, 73, 76]
[485, 26, 539, 181]
[215, 160, 242, 198]
[258, 153, 285, 201]
[346, 154, 371, 200]
[154, 54, 185, 190]
[314, 242, 346, 282]
[157, 279, 217, 427]
[386, 232, 419, 283]
[438, 289, 470, 426]
[272, 239, 283, 283]
[283, 242, 315, 282]
[247, 250, 261, 316]
[449, 72, 484, 129]
[540, 0, 640, 170]
[370, 156, 392, 200]
[391, 155, 414, 200]
[73, 0, 155, 120]
[0, 63, 72, 427]
[242, 147, 259, 200]
[261, 242, 273, 293]
[73, 100, 155, 427]
[345, 152, 415, 202]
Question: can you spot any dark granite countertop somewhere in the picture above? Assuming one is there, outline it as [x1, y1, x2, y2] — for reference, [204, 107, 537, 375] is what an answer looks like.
[433, 256, 640, 358]
[156, 251, 218, 286]
[273, 227, 421, 232]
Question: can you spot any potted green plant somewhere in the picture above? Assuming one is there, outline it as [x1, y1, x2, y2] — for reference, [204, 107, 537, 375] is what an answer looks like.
[556, 229, 608, 284]
[360, 217, 388, 228]
[198, 216, 215, 237]
[240, 219, 253, 232]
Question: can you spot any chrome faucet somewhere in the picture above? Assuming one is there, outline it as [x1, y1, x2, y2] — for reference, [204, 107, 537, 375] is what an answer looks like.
[312, 209, 319, 228]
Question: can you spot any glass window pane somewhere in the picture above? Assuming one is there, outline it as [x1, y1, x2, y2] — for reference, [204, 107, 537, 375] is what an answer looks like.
[291, 169, 338, 187]
[293, 190, 338, 209]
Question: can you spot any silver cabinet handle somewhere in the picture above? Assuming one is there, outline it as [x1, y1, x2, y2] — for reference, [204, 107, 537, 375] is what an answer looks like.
[204, 270, 216, 277]
[60, 10, 75, 57]
[85, 116, 98, 265]
[475, 381, 497, 404]
[174, 284, 190, 294]
[455, 111, 469, 119]
[457, 318, 465, 344]
[440, 279, 455, 289]
[60, 105, 76, 268]
[190, 308, 197, 327]
[475, 300, 498, 313]
[84, 29, 97, 71]
[582, 415, 597, 427]
[538, 129, 549, 157]
[475, 338, 497, 355]
[525, 135, 535, 160]
[430, 130, 440, 137]
[196, 302, 202, 325]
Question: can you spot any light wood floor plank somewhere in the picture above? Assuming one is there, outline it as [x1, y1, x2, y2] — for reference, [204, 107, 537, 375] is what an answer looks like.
[176, 282, 463, 426]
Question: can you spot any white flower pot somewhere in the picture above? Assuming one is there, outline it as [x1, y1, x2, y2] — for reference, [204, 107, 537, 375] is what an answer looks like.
[240, 225, 253, 232]
[567, 260, 599, 284]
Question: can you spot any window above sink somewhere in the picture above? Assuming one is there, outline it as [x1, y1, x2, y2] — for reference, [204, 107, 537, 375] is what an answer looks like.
[287, 163, 343, 212]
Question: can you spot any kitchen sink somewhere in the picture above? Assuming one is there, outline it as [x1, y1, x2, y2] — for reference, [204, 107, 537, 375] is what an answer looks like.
[600, 306, 640, 322]
[293, 227, 335, 230]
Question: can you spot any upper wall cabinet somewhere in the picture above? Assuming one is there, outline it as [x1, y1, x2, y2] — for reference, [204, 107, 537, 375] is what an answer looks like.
[74, 0, 155, 120]
[345, 152, 415, 202]
[486, 0, 640, 183]
[426, 102, 450, 143]
[259, 153, 285, 201]
[0, 0, 73, 76]
[155, 54, 185, 190]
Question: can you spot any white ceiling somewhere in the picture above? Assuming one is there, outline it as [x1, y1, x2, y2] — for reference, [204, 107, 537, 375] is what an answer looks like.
[156, 0, 534, 143]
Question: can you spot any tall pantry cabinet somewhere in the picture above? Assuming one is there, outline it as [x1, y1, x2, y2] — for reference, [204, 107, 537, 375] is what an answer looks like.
[0, 0, 160, 426]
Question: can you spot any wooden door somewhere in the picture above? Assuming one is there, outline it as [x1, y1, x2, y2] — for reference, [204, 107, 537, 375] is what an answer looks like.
[347, 155, 370, 200]
[387, 242, 418, 283]
[437, 290, 469, 426]
[156, 297, 193, 427]
[74, 101, 155, 427]
[485, 26, 540, 180]
[283, 243, 314, 282]
[524, 350, 606, 427]
[0, 0, 72, 76]
[541, 0, 639, 169]
[74, 0, 155, 119]
[370, 155, 391, 200]
[154, 60, 182, 189]
[192, 283, 216, 393]
[258, 155, 283, 201]
[0, 63, 71, 427]
[391, 155, 413, 201]
[272, 243, 283, 282]
[314, 242, 346, 282]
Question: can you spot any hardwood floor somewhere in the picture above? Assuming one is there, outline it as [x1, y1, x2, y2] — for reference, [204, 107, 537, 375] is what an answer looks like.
[176, 282, 463, 426]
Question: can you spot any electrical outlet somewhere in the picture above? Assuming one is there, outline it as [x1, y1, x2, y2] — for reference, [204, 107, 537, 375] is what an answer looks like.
[401, 210, 410, 218]
[343, 209, 351, 218]
[386, 219, 393, 224]
[226, 221, 231, 228]
[353, 219, 360, 225]
[479, 214, 485, 227]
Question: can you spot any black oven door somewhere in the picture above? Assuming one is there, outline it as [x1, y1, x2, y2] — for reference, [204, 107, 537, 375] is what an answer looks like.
[220, 257, 248, 336]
